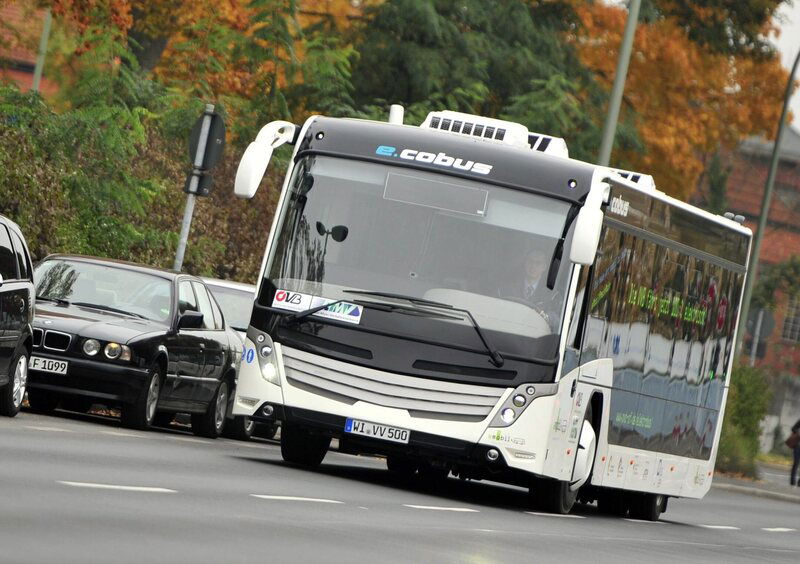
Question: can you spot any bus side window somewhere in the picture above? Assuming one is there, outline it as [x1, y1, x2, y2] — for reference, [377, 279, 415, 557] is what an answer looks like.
[567, 264, 591, 350]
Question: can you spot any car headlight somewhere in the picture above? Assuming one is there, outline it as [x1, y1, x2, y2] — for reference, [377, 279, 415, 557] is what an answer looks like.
[104, 342, 131, 361]
[83, 339, 101, 356]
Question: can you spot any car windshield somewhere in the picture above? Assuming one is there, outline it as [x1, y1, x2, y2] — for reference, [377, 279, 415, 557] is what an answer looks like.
[205, 283, 254, 331]
[35, 259, 173, 323]
[263, 155, 575, 362]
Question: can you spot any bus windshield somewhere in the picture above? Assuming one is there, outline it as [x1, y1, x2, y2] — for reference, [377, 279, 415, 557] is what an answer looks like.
[262, 155, 575, 364]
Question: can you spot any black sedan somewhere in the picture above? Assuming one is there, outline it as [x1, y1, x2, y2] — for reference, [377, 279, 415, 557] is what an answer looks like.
[26, 255, 242, 437]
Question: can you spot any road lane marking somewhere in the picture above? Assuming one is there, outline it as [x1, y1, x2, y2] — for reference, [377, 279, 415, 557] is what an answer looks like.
[526, 511, 585, 519]
[101, 431, 145, 438]
[624, 518, 666, 524]
[25, 426, 73, 433]
[57, 481, 176, 493]
[403, 504, 479, 513]
[762, 527, 796, 532]
[251, 495, 343, 504]
[698, 524, 740, 530]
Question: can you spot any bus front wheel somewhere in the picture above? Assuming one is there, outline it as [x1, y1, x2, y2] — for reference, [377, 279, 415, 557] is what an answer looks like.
[531, 478, 577, 514]
[280, 424, 330, 467]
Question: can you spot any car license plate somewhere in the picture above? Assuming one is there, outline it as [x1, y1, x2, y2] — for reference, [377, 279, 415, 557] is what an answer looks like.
[345, 418, 410, 444]
[29, 356, 69, 375]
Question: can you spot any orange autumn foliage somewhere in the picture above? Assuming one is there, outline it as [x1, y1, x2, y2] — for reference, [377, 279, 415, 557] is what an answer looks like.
[573, 2, 789, 200]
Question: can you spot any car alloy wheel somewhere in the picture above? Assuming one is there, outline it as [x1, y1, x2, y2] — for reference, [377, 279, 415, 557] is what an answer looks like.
[12, 355, 27, 409]
[145, 373, 160, 425]
[214, 382, 228, 433]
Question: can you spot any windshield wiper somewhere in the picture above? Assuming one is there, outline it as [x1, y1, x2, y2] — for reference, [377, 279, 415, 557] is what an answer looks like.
[36, 295, 70, 306]
[547, 205, 580, 290]
[71, 302, 148, 320]
[343, 290, 504, 367]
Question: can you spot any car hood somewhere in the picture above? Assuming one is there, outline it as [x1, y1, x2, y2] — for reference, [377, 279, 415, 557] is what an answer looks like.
[35, 302, 168, 344]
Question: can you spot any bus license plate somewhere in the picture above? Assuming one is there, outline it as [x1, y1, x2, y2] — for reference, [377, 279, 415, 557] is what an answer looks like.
[345, 418, 410, 444]
[30, 356, 69, 375]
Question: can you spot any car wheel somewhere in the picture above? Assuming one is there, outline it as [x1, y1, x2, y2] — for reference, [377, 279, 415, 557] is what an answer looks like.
[121, 367, 161, 430]
[191, 381, 228, 438]
[280, 423, 330, 467]
[26, 388, 60, 415]
[223, 415, 255, 441]
[0, 352, 28, 417]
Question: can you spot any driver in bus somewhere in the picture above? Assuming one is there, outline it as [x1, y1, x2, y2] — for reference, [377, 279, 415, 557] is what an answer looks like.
[499, 248, 549, 304]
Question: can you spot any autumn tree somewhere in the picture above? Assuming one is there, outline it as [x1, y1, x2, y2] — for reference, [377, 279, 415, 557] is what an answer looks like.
[573, 1, 789, 199]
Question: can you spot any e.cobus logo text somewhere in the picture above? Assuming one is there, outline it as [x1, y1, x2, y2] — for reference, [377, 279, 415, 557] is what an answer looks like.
[375, 145, 493, 175]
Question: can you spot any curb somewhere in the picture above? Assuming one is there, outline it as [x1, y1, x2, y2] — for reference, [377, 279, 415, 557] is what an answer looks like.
[711, 482, 800, 504]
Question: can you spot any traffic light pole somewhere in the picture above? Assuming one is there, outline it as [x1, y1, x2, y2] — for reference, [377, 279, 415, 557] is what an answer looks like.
[173, 103, 215, 272]
[735, 48, 800, 359]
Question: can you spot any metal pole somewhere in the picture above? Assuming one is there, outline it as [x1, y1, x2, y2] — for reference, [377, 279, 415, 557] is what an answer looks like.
[173, 103, 215, 271]
[736, 48, 800, 358]
[31, 9, 52, 93]
[750, 308, 763, 368]
[597, 0, 642, 167]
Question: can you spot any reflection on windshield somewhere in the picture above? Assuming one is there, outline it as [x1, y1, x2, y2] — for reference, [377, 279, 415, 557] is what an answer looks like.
[205, 284, 254, 330]
[35, 260, 173, 323]
[265, 156, 574, 361]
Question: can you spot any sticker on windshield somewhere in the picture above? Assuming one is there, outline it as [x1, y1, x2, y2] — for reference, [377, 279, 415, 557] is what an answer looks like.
[271, 290, 363, 325]
[309, 297, 363, 325]
[272, 289, 313, 312]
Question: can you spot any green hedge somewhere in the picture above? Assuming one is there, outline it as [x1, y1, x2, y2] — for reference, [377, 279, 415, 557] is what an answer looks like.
[716, 364, 772, 477]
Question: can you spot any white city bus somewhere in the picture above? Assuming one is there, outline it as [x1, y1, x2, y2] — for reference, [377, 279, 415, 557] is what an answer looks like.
[231, 108, 751, 519]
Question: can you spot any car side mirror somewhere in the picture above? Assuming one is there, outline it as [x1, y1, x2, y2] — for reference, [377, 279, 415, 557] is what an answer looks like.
[178, 310, 204, 329]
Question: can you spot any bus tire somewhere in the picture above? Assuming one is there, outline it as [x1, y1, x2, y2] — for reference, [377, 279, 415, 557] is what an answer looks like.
[597, 489, 630, 517]
[280, 424, 330, 467]
[629, 493, 665, 522]
[224, 415, 255, 441]
[386, 455, 417, 477]
[534, 478, 578, 514]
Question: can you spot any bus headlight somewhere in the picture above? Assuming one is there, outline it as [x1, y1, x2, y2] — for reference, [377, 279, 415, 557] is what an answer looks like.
[501, 408, 516, 424]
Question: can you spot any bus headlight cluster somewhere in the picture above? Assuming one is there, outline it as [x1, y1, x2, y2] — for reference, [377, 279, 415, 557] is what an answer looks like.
[250, 330, 281, 387]
[489, 382, 558, 428]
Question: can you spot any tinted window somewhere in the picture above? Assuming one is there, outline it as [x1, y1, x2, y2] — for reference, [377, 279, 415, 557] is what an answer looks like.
[0, 225, 18, 280]
[10, 230, 30, 280]
[192, 282, 216, 330]
[583, 225, 743, 460]
[179, 281, 198, 314]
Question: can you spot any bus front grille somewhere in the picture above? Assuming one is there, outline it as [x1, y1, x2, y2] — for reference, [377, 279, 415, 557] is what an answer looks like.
[281, 347, 504, 421]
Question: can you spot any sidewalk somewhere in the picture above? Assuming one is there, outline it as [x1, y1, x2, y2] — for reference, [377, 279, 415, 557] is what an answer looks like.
[712, 461, 800, 504]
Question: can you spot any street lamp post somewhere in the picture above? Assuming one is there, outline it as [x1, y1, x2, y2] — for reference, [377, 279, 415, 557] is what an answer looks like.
[735, 48, 800, 359]
[597, 0, 642, 167]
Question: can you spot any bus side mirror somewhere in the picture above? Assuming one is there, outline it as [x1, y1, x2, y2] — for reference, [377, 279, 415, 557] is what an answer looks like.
[569, 207, 604, 265]
[234, 121, 296, 199]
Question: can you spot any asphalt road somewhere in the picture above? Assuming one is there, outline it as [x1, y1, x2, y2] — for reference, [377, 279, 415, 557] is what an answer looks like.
[1, 411, 798, 564]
